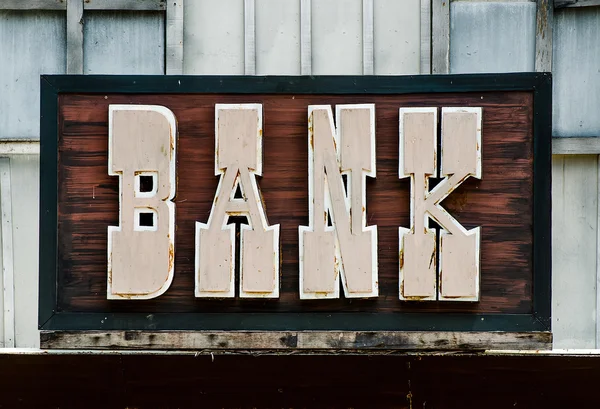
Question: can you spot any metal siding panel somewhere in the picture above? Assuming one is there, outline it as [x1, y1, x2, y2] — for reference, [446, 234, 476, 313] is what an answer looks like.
[552, 155, 598, 349]
[255, 0, 301, 75]
[0, 11, 66, 139]
[10, 156, 40, 348]
[183, 0, 245, 74]
[449, 2, 536, 74]
[0, 191, 3, 346]
[553, 8, 600, 137]
[83, 11, 164, 74]
[373, 0, 420, 75]
[312, 0, 362, 75]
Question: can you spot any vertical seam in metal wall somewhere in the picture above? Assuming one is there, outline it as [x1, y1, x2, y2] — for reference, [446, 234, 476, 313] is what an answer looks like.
[362, 0, 374, 75]
[166, 0, 184, 75]
[431, 0, 450, 74]
[420, 0, 432, 74]
[0, 158, 15, 348]
[300, 0, 312, 75]
[66, 0, 84, 74]
[535, 0, 553, 73]
[244, 0, 256, 75]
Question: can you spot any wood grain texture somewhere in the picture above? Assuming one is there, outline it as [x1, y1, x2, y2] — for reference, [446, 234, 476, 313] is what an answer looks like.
[40, 330, 552, 350]
[536, 0, 553, 72]
[57, 91, 534, 314]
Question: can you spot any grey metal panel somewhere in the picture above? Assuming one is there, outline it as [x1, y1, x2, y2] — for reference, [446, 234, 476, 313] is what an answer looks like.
[373, 0, 420, 75]
[449, 2, 536, 74]
[0, 11, 66, 139]
[312, 0, 362, 75]
[11, 156, 40, 347]
[183, 0, 244, 75]
[552, 155, 598, 349]
[553, 8, 600, 137]
[83, 11, 164, 74]
[255, 0, 301, 75]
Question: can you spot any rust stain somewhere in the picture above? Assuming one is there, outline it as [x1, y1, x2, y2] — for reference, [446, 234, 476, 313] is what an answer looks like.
[168, 242, 175, 273]
[403, 294, 431, 301]
[170, 130, 175, 161]
[399, 248, 404, 270]
[399, 281, 429, 301]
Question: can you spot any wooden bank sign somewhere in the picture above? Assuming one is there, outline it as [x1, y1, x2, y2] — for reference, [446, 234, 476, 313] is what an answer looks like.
[39, 75, 552, 349]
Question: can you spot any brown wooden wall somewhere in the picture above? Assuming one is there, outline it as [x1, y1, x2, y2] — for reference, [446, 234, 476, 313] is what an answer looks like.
[1, 353, 598, 408]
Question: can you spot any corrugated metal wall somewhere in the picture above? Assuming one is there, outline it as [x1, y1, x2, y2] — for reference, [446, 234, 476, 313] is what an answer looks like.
[0, 0, 597, 349]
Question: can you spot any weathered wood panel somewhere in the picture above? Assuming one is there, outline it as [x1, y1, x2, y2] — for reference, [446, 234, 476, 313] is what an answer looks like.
[0, 11, 66, 139]
[552, 155, 598, 348]
[40, 330, 552, 350]
[553, 8, 600, 137]
[312, 0, 362, 74]
[183, 0, 244, 74]
[255, 0, 301, 75]
[450, 2, 536, 73]
[535, 0, 553, 72]
[83, 11, 164, 74]
[56, 91, 535, 315]
[373, 0, 420, 75]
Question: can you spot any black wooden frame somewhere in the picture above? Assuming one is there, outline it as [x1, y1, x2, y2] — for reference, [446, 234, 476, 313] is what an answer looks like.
[39, 73, 552, 332]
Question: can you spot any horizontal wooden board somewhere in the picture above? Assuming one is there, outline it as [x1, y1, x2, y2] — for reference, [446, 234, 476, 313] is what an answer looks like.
[57, 91, 534, 315]
[40, 330, 552, 350]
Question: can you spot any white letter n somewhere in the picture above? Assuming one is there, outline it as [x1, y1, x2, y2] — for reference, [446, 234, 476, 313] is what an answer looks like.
[299, 105, 378, 299]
